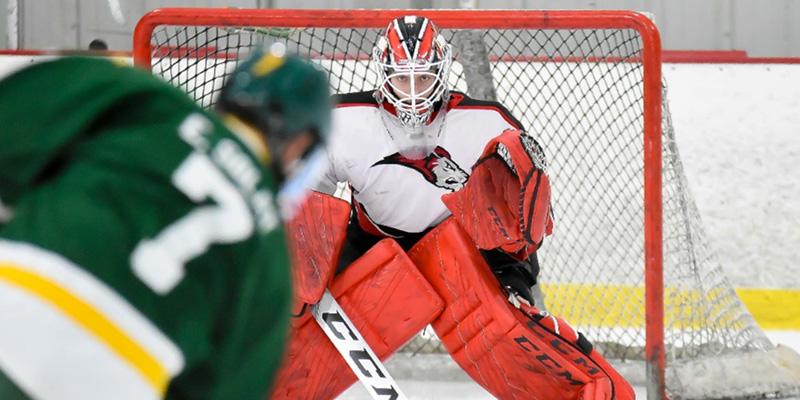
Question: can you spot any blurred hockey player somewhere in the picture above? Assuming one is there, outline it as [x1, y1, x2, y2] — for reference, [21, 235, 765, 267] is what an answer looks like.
[321, 15, 543, 305]
[0, 45, 331, 400]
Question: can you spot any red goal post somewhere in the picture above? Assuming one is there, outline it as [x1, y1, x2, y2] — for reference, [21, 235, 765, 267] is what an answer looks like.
[133, 8, 665, 398]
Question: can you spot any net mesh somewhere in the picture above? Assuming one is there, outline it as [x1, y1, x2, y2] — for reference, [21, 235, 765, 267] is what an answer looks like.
[145, 20, 771, 367]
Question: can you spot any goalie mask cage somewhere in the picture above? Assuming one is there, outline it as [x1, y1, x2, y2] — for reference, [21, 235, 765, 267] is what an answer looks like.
[134, 8, 800, 400]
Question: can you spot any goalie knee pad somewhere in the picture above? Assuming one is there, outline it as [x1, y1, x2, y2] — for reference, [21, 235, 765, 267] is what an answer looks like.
[409, 218, 635, 400]
[271, 239, 444, 400]
[276, 193, 444, 399]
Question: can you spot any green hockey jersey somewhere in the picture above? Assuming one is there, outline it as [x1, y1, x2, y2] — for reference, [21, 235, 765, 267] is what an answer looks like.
[0, 58, 291, 400]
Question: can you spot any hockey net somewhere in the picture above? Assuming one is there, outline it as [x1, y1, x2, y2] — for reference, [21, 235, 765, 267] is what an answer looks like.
[134, 8, 799, 399]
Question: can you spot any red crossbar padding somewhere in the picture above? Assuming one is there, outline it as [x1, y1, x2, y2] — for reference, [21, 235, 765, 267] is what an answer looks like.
[285, 191, 350, 305]
[271, 239, 444, 400]
[408, 219, 634, 400]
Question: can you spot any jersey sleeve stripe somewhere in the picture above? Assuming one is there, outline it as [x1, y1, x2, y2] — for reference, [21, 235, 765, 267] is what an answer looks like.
[448, 92, 525, 130]
[0, 241, 184, 397]
[333, 90, 379, 108]
[335, 102, 378, 109]
[451, 104, 523, 129]
[0, 265, 169, 395]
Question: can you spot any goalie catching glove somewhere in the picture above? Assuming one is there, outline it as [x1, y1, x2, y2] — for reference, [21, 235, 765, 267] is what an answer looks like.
[442, 128, 554, 261]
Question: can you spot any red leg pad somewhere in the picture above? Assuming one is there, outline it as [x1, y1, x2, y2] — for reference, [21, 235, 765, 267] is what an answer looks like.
[271, 239, 444, 400]
[408, 218, 635, 400]
[285, 191, 350, 305]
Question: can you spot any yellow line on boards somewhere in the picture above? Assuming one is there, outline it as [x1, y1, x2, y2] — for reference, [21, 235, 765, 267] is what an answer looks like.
[539, 283, 800, 330]
[737, 288, 800, 330]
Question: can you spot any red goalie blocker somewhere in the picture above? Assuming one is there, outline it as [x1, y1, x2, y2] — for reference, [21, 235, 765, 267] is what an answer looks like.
[408, 218, 635, 400]
[271, 236, 444, 399]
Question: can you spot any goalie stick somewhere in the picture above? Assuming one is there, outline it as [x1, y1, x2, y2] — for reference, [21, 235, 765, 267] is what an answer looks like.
[311, 289, 408, 400]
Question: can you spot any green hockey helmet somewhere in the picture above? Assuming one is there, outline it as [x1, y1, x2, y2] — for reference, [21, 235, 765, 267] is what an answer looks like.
[218, 43, 332, 163]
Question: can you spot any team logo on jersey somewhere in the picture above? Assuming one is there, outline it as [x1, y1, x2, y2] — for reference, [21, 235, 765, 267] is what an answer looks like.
[374, 146, 468, 192]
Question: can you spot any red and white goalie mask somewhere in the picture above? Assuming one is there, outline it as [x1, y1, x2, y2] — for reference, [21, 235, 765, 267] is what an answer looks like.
[373, 16, 452, 158]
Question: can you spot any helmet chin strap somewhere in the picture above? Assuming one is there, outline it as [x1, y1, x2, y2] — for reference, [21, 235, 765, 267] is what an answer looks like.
[221, 113, 271, 165]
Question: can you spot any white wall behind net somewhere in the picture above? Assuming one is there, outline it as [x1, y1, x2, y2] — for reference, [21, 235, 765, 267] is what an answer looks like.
[2, 1, 800, 56]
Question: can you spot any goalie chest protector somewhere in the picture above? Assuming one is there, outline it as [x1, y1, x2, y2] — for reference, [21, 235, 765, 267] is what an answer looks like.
[325, 91, 523, 236]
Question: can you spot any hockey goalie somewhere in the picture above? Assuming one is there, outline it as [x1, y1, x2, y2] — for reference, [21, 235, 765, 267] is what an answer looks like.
[270, 128, 635, 399]
[270, 14, 634, 400]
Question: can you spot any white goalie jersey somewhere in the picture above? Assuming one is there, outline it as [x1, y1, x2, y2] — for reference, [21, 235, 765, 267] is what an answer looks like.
[318, 90, 523, 237]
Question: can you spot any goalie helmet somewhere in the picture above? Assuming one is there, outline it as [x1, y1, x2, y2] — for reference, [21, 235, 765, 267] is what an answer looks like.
[373, 16, 452, 131]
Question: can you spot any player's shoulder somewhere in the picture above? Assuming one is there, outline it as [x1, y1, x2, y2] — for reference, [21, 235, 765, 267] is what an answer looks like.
[447, 91, 523, 129]
[333, 90, 379, 109]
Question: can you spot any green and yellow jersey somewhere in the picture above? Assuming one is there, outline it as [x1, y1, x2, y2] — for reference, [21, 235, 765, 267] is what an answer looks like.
[0, 58, 291, 400]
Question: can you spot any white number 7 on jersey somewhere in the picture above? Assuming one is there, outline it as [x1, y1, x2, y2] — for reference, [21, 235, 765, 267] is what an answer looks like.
[131, 152, 255, 295]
